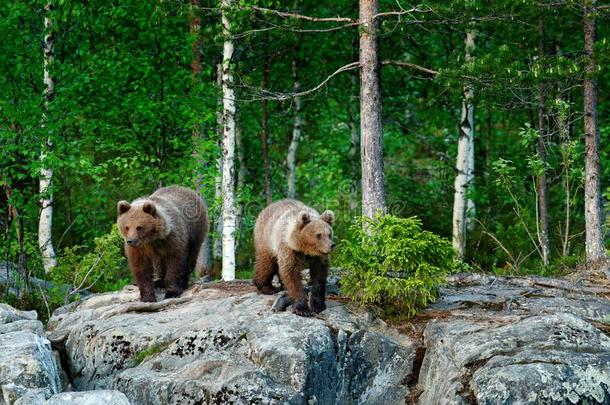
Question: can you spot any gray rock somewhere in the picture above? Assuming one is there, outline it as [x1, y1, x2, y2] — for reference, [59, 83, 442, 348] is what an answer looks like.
[34, 273, 610, 404]
[48, 285, 416, 404]
[417, 274, 610, 404]
[0, 305, 60, 405]
[15, 390, 130, 405]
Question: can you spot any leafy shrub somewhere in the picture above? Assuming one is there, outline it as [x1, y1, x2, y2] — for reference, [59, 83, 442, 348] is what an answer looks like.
[336, 214, 454, 319]
[50, 224, 130, 304]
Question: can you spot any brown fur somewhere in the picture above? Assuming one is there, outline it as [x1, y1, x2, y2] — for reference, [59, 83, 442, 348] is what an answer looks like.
[117, 186, 209, 302]
[253, 199, 335, 317]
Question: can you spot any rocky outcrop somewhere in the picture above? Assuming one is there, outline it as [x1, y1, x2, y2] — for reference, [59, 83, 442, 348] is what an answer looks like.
[3, 272, 610, 404]
[15, 390, 130, 405]
[47, 283, 416, 404]
[418, 273, 610, 404]
[0, 304, 61, 405]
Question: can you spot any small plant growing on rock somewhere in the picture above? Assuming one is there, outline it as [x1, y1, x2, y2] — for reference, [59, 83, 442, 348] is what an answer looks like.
[51, 225, 130, 303]
[336, 214, 454, 319]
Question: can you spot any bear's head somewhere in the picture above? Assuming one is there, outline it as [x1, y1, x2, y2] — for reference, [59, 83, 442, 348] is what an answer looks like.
[290, 210, 335, 256]
[116, 200, 170, 248]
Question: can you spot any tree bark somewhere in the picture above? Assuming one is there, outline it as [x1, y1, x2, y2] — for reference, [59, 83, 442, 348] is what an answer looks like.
[536, 17, 550, 266]
[583, 0, 607, 265]
[556, 97, 572, 257]
[287, 59, 302, 199]
[261, 42, 272, 205]
[39, 1, 57, 273]
[221, 0, 237, 281]
[213, 63, 223, 263]
[190, 0, 211, 278]
[452, 31, 476, 259]
[349, 69, 360, 214]
[359, 0, 386, 219]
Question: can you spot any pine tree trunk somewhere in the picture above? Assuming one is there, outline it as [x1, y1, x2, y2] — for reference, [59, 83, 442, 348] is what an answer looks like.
[261, 44, 272, 206]
[287, 59, 302, 199]
[583, 0, 607, 266]
[221, 0, 237, 281]
[39, 1, 57, 273]
[452, 31, 476, 259]
[359, 0, 386, 219]
[190, 0, 210, 278]
[349, 70, 360, 214]
[536, 18, 550, 266]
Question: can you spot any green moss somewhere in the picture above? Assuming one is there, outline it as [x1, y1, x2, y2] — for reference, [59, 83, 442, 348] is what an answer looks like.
[133, 342, 169, 365]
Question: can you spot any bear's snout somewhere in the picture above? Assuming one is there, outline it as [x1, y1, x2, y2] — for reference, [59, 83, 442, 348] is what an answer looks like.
[331, 242, 336, 249]
[126, 238, 140, 247]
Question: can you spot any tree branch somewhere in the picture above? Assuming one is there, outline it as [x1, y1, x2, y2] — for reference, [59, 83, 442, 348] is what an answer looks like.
[248, 62, 360, 101]
[248, 5, 355, 23]
[381, 60, 439, 75]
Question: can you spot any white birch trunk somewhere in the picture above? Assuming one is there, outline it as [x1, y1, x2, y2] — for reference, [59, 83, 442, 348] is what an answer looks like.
[287, 59, 302, 199]
[536, 18, 550, 266]
[213, 63, 223, 262]
[452, 31, 476, 259]
[39, 2, 57, 273]
[221, 0, 236, 281]
[359, 0, 386, 219]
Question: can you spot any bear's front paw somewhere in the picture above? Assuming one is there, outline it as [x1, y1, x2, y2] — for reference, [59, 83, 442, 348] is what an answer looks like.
[309, 298, 326, 314]
[140, 291, 157, 303]
[164, 289, 183, 299]
[293, 301, 314, 317]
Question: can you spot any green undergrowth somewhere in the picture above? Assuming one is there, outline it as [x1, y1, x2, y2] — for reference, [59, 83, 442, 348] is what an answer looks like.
[335, 214, 455, 321]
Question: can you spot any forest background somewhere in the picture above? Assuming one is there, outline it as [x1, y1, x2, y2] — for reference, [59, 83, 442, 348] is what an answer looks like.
[1, 0, 609, 317]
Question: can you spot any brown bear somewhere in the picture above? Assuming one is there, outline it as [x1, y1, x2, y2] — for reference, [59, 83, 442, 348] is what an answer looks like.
[117, 186, 209, 302]
[253, 199, 335, 317]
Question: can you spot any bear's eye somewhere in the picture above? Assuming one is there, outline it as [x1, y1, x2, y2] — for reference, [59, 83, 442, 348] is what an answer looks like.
[316, 233, 322, 240]
[136, 226, 143, 231]
[125, 226, 129, 231]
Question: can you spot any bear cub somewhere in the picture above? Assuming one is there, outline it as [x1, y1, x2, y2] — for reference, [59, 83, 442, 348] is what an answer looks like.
[117, 186, 209, 302]
[253, 199, 335, 317]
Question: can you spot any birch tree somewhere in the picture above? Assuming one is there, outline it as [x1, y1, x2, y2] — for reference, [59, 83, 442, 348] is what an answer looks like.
[286, 59, 302, 198]
[536, 17, 550, 266]
[213, 63, 224, 263]
[39, 1, 57, 273]
[452, 30, 476, 259]
[221, 0, 237, 281]
[582, 0, 607, 267]
[359, 0, 386, 219]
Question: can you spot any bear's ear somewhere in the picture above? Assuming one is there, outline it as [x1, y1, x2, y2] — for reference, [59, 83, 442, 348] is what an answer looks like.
[297, 211, 311, 229]
[321, 210, 335, 225]
[117, 201, 131, 216]
[142, 202, 156, 216]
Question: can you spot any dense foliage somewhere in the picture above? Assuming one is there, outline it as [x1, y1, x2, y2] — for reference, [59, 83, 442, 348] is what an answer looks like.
[1, 1, 609, 315]
[337, 215, 454, 319]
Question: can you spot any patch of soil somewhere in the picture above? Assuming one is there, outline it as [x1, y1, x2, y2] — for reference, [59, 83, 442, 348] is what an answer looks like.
[194, 280, 257, 295]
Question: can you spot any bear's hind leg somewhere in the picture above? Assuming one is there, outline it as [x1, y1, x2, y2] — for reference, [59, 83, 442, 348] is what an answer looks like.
[163, 255, 188, 299]
[309, 257, 329, 313]
[180, 239, 201, 289]
[253, 249, 281, 295]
